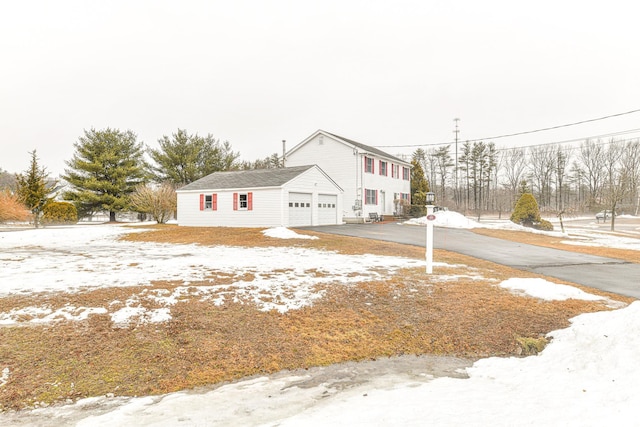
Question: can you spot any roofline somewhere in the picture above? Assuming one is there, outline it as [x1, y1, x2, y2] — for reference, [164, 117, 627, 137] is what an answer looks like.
[286, 129, 411, 166]
[176, 165, 343, 193]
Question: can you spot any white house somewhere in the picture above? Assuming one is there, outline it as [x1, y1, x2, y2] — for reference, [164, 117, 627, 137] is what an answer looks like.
[285, 130, 412, 222]
[176, 165, 343, 227]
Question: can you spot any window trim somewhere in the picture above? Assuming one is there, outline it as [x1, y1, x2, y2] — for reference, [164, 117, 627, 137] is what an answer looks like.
[364, 156, 375, 174]
[365, 188, 378, 205]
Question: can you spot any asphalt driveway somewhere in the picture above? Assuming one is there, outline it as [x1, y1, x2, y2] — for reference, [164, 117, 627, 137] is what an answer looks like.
[299, 223, 640, 299]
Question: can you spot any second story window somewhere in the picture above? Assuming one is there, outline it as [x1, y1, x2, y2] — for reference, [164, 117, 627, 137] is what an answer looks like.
[402, 167, 410, 180]
[379, 161, 388, 176]
[365, 156, 374, 173]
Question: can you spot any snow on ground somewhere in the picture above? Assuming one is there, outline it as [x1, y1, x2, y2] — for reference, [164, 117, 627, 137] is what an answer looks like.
[262, 226, 319, 239]
[0, 221, 638, 425]
[0, 224, 427, 324]
[405, 210, 640, 251]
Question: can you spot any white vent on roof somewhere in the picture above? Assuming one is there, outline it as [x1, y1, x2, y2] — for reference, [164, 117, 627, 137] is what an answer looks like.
[319, 135, 324, 145]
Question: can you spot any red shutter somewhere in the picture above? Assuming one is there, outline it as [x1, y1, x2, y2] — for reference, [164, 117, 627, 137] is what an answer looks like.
[233, 193, 238, 210]
[372, 158, 375, 174]
[199, 194, 204, 211]
[379, 160, 382, 175]
[247, 192, 253, 211]
[375, 190, 378, 205]
[212, 194, 217, 211]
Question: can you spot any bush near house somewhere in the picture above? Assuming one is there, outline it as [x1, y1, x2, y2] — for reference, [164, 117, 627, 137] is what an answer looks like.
[42, 201, 78, 225]
[510, 193, 553, 231]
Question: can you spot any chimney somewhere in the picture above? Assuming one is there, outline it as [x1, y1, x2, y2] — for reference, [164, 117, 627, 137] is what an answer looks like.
[282, 140, 286, 167]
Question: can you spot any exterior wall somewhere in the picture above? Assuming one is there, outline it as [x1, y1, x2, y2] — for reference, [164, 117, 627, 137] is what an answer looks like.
[177, 188, 284, 227]
[176, 166, 343, 227]
[287, 134, 357, 219]
[284, 167, 343, 225]
[287, 133, 411, 219]
[360, 156, 411, 217]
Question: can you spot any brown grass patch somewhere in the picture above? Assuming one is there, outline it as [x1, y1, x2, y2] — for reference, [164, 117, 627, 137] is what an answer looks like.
[0, 225, 634, 410]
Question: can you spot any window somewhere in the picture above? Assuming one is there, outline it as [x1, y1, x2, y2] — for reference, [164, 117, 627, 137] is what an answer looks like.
[239, 194, 248, 209]
[199, 194, 217, 211]
[392, 164, 400, 178]
[402, 167, 410, 180]
[364, 156, 374, 173]
[379, 161, 388, 176]
[233, 192, 253, 210]
[365, 189, 377, 205]
[401, 193, 410, 201]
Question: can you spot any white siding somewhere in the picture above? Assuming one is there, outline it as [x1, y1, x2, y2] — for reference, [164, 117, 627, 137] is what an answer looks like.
[176, 165, 343, 228]
[284, 166, 343, 226]
[286, 134, 358, 218]
[177, 188, 283, 227]
[287, 132, 410, 219]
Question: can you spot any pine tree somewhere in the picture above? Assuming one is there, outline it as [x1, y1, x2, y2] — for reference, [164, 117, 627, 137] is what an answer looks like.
[63, 128, 146, 221]
[410, 156, 430, 216]
[510, 192, 541, 227]
[15, 150, 54, 228]
[148, 129, 240, 185]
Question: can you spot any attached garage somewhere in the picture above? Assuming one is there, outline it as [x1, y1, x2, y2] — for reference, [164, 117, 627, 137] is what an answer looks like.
[176, 165, 343, 228]
[288, 192, 312, 226]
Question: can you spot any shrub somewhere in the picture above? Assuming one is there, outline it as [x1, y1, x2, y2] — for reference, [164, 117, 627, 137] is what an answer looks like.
[516, 336, 548, 355]
[129, 182, 176, 224]
[534, 219, 554, 231]
[510, 193, 541, 228]
[0, 190, 30, 223]
[42, 201, 78, 225]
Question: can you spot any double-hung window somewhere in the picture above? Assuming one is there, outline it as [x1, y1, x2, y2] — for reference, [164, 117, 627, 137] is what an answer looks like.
[379, 161, 388, 176]
[402, 167, 410, 181]
[364, 156, 374, 173]
[392, 164, 400, 178]
[200, 194, 217, 211]
[365, 189, 377, 205]
[233, 192, 253, 211]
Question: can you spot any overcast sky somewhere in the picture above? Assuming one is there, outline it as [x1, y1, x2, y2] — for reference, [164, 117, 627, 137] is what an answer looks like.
[2, 0, 640, 176]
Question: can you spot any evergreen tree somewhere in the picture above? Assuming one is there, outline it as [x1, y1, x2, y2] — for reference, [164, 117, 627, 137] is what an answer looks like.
[148, 129, 240, 185]
[63, 128, 146, 222]
[410, 157, 430, 216]
[15, 150, 54, 228]
[510, 192, 541, 227]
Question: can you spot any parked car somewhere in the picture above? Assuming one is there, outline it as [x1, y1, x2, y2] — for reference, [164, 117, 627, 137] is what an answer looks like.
[595, 210, 615, 221]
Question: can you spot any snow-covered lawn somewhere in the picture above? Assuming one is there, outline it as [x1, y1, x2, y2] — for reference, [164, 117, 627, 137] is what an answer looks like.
[0, 216, 638, 426]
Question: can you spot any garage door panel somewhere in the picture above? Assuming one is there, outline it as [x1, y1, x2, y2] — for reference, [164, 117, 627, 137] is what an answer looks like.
[289, 192, 312, 226]
[318, 194, 337, 225]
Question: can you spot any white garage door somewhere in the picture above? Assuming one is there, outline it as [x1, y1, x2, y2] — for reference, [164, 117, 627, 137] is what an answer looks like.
[318, 194, 338, 225]
[288, 192, 312, 226]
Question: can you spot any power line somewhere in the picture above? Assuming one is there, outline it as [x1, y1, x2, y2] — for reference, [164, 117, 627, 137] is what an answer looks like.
[374, 108, 640, 149]
[496, 128, 640, 152]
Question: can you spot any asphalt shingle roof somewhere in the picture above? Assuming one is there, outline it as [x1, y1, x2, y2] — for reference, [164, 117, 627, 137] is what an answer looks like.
[324, 131, 409, 164]
[177, 165, 316, 191]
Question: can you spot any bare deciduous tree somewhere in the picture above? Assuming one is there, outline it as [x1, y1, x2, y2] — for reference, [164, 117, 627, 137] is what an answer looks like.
[129, 182, 177, 224]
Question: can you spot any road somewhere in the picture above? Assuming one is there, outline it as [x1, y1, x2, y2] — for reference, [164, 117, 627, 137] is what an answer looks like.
[299, 222, 640, 299]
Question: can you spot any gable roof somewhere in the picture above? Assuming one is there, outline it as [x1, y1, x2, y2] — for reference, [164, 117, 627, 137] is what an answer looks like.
[177, 165, 341, 192]
[288, 130, 410, 165]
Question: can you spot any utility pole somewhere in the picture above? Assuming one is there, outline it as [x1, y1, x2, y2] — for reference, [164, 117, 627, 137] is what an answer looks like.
[453, 118, 460, 208]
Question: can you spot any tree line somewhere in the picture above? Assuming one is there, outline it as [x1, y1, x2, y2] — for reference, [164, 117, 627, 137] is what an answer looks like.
[0, 128, 283, 226]
[413, 138, 640, 221]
